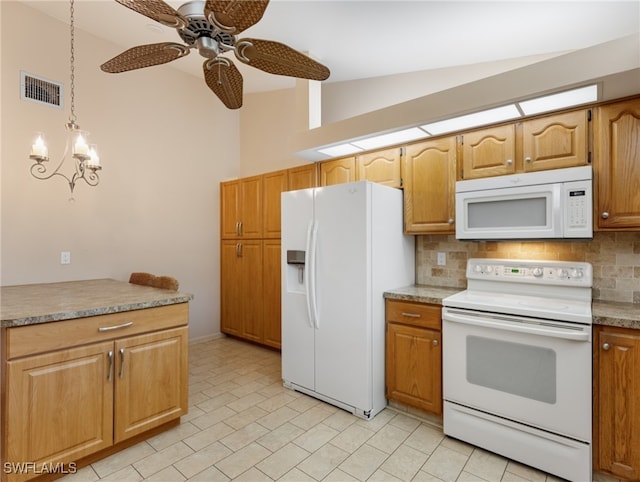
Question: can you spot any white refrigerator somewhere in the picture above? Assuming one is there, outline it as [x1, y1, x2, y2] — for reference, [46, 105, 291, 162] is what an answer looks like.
[281, 181, 415, 419]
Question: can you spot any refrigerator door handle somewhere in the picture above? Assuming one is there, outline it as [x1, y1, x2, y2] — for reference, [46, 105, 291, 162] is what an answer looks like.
[307, 220, 320, 329]
[304, 220, 315, 328]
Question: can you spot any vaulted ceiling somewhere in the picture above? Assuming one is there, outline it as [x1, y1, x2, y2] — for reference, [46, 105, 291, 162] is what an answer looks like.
[21, 1, 640, 94]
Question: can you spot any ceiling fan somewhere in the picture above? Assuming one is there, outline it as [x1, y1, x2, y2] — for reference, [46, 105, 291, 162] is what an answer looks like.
[100, 0, 330, 109]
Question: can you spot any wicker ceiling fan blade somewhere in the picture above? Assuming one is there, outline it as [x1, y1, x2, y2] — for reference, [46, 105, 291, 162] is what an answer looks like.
[235, 38, 330, 81]
[101, 43, 190, 73]
[114, 0, 188, 28]
[203, 58, 244, 109]
[204, 0, 269, 34]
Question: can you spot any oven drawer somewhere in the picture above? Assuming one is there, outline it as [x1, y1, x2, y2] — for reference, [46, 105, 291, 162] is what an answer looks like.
[385, 299, 441, 329]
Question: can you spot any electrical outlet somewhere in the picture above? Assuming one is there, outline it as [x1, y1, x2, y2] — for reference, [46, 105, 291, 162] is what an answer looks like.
[60, 251, 71, 265]
[437, 252, 446, 266]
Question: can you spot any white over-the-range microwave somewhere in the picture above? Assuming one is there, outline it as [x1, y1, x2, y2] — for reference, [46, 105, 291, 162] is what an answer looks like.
[455, 165, 593, 240]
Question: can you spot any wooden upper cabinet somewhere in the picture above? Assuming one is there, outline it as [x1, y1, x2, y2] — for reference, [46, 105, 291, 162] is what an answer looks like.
[220, 180, 241, 239]
[521, 110, 589, 172]
[461, 124, 516, 179]
[357, 148, 402, 188]
[288, 163, 317, 191]
[220, 176, 263, 239]
[595, 98, 640, 230]
[263, 170, 288, 238]
[403, 137, 457, 234]
[320, 157, 357, 186]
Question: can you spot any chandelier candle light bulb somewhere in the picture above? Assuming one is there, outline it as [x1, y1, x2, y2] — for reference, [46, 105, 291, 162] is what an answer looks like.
[73, 132, 89, 158]
[86, 145, 101, 170]
[30, 133, 49, 161]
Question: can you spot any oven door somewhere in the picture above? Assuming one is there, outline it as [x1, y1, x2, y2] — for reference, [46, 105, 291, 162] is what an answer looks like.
[442, 307, 591, 442]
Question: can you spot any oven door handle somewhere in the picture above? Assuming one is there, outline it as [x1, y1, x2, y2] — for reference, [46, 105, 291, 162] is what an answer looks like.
[443, 308, 590, 341]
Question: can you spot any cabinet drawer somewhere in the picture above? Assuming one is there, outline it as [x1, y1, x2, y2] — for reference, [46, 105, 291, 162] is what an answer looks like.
[385, 299, 441, 329]
[6, 303, 189, 359]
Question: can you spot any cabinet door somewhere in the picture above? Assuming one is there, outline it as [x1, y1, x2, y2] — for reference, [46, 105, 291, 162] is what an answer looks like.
[595, 99, 640, 230]
[220, 180, 240, 239]
[220, 240, 243, 337]
[595, 326, 640, 480]
[357, 148, 401, 187]
[521, 110, 589, 172]
[263, 170, 288, 238]
[239, 240, 264, 342]
[263, 239, 281, 349]
[6, 341, 114, 477]
[320, 157, 357, 186]
[114, 327, 188, 443]
[403, 137, 456, 234]
[461, 124, 516, 179]
[288, 164, 317, 191]
[386, 323, 442, 415]
[239, 175, 263, 238]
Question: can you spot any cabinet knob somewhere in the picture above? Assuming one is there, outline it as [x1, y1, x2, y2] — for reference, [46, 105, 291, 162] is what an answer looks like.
[432, 339, 439, 347]
[525, 156, 532, 163]
[448, 218, 455, 224]
[601, 212, 609, 219]
[506, 159, 513, 165]
[602, 343, 610, 351]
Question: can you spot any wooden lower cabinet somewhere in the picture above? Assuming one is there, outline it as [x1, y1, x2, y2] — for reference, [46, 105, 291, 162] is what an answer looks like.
[3, 307, 189, 482]
[385, 299, 442, 415]
[262, 240, 282, 349]
[220, 240, 264, 343]
[594, 325, 640, 480]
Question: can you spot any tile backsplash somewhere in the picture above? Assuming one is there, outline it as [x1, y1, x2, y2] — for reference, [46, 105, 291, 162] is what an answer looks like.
[416, 232, 640, 303]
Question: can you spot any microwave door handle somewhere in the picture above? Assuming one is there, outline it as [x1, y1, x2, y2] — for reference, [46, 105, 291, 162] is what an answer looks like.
[443, 309, 590, 342]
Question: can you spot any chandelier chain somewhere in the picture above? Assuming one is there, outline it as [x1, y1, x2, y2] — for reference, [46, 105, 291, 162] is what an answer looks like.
[69, 0, 76, 125]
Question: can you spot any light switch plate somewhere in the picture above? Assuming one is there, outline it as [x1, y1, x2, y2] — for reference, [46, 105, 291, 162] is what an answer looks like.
[437, 252, 446, 266]
[60, 251, 71, 265]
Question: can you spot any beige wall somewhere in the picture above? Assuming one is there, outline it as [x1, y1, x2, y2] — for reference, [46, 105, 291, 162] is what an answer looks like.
[1, 2, 240, 341]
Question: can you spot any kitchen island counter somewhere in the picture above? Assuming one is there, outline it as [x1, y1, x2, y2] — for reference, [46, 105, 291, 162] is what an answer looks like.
[1, 278, 193, 328]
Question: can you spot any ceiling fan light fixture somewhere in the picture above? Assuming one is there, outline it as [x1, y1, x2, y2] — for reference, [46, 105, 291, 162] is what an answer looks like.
[196, 37, 219, 58]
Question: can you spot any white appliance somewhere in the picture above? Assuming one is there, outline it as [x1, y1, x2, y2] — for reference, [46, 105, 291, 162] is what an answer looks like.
[442, 258, 593, 482]
[455, 165, 592, 240]
[281, 181, 415, 419]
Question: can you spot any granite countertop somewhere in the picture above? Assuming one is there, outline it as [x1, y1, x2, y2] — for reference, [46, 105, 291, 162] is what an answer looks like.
[385, 285, 639, 330]
[1, 279, 194, 328]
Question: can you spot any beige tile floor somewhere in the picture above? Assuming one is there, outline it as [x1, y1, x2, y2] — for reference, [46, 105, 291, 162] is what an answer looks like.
[63, 336, 573, 482]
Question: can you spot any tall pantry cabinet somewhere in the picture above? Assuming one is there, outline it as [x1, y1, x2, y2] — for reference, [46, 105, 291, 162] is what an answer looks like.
[220, 164, 317, 348]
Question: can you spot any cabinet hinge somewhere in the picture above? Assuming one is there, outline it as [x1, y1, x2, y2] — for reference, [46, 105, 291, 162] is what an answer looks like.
[460, 135, 464, 145]
[400, 146, 405, 156]
[587, 109, 592, 122]
[588, 151, 592, 164]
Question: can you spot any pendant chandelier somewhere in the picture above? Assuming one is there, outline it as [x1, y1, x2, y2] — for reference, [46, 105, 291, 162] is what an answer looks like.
[28, 0, 102, 198]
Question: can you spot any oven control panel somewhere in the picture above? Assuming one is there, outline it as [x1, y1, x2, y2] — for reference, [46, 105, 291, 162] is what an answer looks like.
[468, 258, 592, 286]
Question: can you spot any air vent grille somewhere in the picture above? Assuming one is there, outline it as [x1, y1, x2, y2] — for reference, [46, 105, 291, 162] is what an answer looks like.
[21, 71, 63, 108]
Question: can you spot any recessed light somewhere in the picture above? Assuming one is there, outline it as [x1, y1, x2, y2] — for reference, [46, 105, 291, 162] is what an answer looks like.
[518, 84, 598, 115]
[421, 104, 521, 136]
